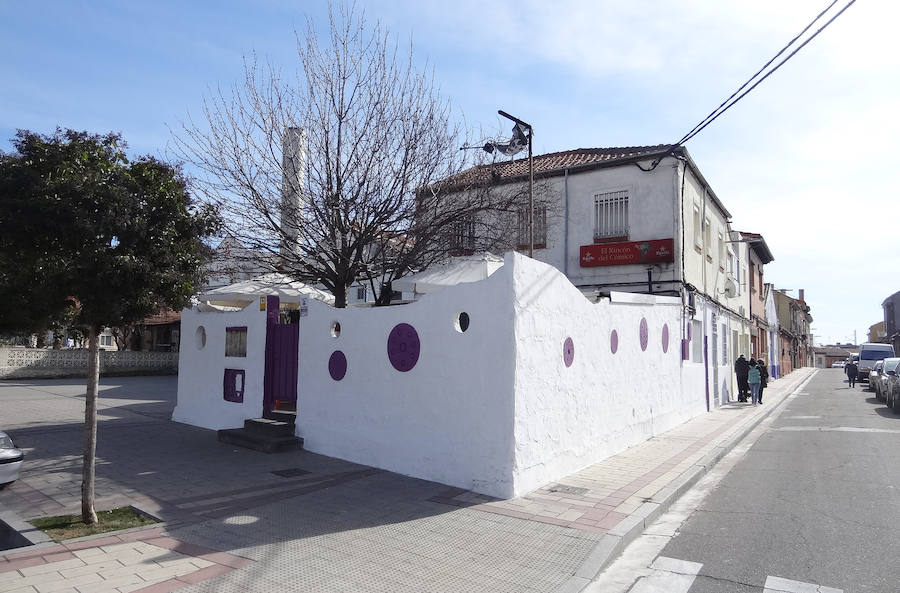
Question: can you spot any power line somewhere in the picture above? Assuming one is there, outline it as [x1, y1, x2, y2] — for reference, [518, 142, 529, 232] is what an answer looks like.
[679, 0, 857, 146]
[677, 0, 842, 146]
[643, 0, 857, 170]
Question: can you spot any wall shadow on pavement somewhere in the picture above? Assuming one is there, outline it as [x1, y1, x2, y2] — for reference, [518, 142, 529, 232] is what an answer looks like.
[0, 376, 469, 551]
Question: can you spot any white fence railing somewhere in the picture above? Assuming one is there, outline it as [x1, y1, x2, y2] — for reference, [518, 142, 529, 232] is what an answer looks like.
[0, 348, 178, 379]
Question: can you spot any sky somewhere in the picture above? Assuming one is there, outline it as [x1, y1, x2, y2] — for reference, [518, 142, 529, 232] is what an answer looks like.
[1, 0, 897, 346]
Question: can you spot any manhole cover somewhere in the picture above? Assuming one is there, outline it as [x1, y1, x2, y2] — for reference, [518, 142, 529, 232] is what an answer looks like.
[272, 468, 311, 478]
[547, 484, 589, 496]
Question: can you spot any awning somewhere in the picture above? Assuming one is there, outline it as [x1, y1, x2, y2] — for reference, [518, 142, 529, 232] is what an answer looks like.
[392, 253, 504, 295]
[197, 273, 335, 308]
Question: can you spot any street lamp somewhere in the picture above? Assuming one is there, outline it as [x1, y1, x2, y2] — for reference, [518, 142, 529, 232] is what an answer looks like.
[483, 110, 534, 257]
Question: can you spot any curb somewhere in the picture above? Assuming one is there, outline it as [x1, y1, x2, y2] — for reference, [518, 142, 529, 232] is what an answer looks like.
[554, 367, 818, 593]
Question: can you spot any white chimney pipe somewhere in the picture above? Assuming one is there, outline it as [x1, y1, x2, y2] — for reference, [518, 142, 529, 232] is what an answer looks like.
[281, 127, 307, 256]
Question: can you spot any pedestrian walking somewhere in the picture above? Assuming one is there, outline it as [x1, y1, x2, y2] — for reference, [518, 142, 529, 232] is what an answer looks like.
[748, 360, 762, 405]
[757, 358, 769, 404]
[735, 354, 750, 402]
[845, 358, 859, 388]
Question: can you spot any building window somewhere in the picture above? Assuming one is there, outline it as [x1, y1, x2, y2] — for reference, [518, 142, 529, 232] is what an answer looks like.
[692, 320, 703, 363]
[225, 327, 247, 357]
[356, 286, 366, 301]
[722, 330, 728, 365]
[750, 263, 756, 292]
[718, 234, 725, 268]
[450, 217, 475, 253]
[692, 205, 702, 249]
[703, 218, 711, 255]
[100, 335, 112, 347]
[758, 268, 764, 295]
[517, 205, 547, 249]
[594, 190, 628, 241]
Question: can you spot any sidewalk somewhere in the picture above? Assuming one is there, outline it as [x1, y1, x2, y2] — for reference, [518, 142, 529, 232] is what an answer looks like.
[0, 369, 816, 593]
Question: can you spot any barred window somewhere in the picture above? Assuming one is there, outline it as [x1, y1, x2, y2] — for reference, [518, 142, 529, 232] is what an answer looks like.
[450, 217, 475, 252]
[594, 190, 628, 240]
[517, 205, 547, 248]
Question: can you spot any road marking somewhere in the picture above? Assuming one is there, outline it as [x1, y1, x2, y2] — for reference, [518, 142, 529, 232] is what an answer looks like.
[774, 426, 900, 434]
[764, 575, 842, 593]
[785, 415, 822, 419]
[628, 556, 702, 593]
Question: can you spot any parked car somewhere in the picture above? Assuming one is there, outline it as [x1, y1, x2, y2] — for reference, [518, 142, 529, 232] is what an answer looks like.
[0, 431, 23, 488]
[831, 360, 846, 368]
[858, 343, 895, 383]
[870, 360, 886, 399]
[882, 358, 900, 410]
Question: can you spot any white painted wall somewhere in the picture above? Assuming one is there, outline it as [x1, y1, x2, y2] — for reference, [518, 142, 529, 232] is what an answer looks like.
[173, 304, 268, 430]
[295, 252, 709, 498]
[298, 265, 518, 497]
[508, 254, 706, 495]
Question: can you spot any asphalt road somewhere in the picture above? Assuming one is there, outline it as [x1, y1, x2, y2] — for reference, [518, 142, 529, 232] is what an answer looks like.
[632, 369, 900, 592]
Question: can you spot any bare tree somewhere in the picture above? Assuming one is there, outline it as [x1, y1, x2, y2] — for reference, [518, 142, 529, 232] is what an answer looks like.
[174, 4, 550, 307]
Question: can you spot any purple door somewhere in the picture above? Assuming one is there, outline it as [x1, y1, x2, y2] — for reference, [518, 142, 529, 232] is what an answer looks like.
[263, 296, 299, 414]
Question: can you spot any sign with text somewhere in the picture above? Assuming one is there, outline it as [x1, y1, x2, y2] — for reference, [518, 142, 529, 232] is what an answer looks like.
[580, 238, 675, 267]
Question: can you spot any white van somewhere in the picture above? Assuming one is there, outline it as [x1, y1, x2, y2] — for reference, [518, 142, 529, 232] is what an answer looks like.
[858, 343, 896, 383]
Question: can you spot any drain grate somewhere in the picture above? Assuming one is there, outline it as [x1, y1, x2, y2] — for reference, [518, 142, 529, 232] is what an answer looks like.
[547, 484, 589, 496]
[272, 468, 311, 478]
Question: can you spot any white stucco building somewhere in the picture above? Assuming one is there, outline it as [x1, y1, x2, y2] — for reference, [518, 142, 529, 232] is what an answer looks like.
[444, 145, 754, 405]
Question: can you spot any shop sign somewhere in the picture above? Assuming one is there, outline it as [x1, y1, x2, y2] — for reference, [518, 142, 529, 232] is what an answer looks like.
[580, 238, 675, 267]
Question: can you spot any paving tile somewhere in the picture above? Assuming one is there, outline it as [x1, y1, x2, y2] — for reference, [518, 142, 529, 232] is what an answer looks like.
[19, 558, 85, 576]
[0, 557, 46, 574]
[175, 564, 233, 584]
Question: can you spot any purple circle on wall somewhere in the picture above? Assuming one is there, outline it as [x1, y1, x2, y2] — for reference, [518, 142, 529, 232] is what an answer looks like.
[640, 318, 649, 351]
[662, 323, 670, 353]
[387, 323, 420, 372]
[563, 337, 575, 367]
[328, 350, 347, 381]
[610, 330, 619, 354]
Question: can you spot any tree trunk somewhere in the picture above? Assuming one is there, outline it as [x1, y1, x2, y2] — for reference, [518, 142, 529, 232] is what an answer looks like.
[81, 327, 99, 525]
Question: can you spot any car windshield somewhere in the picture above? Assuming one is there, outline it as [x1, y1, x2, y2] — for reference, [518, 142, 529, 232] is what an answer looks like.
[861, 350, 893, 360]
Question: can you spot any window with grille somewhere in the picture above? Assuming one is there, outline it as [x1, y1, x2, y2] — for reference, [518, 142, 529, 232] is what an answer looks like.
[100, 335, 112, 347]
[356, 286, 366, 301]
[450, 217, 475, 253]
[225, 327, 247, 357]
[594, 190, 628, 240]
[517, 205, 547, 249]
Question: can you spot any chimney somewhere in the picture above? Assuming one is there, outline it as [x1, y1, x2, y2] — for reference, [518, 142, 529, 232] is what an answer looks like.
[280, 127, 307, 256]
[798, 289, 805, 302]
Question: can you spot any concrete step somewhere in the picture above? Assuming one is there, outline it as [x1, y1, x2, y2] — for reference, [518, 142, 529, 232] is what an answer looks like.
[243, 417, 294, 437]
[217, 428, 304, 454]
[263, 410, 298, 424]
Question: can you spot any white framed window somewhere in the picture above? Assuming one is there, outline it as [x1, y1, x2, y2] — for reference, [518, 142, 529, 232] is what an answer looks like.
[692, 320, 703, 363]
[693, 205, 702, 248]
[703, 217, 711, 255]
[718, 233, 725, 267]
[356, 286, 366, 301]
[100, 335, 113, 347]
[518, 205, 547, 248]
[594, 190, 628, 240]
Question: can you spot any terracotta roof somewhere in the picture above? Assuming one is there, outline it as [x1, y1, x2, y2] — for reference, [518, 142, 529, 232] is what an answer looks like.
[736, 231, 775, 264]
[141, 309, 181, 326]
[439, 145, 677, 190]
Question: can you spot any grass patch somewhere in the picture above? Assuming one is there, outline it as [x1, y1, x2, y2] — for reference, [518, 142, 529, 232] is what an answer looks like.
[30, 507, 157, 542]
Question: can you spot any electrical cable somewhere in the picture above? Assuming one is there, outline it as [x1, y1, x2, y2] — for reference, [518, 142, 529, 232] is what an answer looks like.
[638, 0, 857, 172]
[676, 0, 841, 147]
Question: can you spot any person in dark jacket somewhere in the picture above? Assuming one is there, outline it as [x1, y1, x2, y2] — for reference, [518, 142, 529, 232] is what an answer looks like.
[757, 359, 769, 404]
[845, 359, 859, 388]
[735, 354, 750, 402]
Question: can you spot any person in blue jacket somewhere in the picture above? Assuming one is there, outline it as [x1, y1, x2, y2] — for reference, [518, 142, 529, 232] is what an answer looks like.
[748, 360, 762, 405]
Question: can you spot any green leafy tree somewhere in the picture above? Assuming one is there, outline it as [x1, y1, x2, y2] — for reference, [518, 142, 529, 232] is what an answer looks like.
[0, 129, 220, 523]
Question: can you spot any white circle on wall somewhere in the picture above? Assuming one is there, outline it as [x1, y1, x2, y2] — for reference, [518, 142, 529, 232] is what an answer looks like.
[195, 326, 206, 350]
